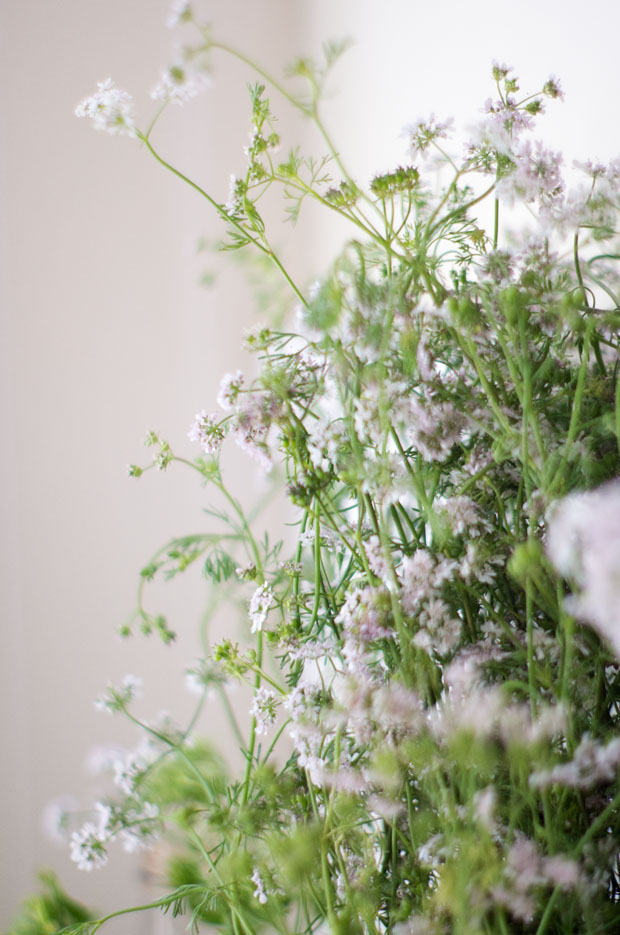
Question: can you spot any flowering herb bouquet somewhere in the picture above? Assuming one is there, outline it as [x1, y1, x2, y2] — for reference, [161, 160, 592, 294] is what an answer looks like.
[26, 4, 620, 934]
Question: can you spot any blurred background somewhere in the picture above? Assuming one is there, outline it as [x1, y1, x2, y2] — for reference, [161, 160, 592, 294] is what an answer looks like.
[2, 0, 620, 930]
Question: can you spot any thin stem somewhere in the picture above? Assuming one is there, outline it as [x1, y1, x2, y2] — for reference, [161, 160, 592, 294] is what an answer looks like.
[138, 134, 308, 308]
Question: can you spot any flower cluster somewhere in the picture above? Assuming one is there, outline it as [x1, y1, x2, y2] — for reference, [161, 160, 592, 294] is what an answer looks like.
[75, 79, 136, 136]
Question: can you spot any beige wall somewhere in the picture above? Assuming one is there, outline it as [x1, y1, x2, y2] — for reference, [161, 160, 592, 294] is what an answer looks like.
[2, 0, 620, 930]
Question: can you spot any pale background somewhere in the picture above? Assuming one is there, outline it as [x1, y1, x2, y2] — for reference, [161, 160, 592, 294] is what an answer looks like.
[2, 0, 620, 931]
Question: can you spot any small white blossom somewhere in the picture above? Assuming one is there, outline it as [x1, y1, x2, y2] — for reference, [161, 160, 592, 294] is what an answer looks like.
[75, 79, 136, 136]
[407, 114, 454, 157]
[41, 796, 77, 843]
[364, 535, 392, 581]
[251, 867, 268, 904]
[70, 822, 108, 871]
[151, 64, 210, 104]
[166, 0, 192, 28]
[217, 370, 244, 410]
[94, 674, 143, 714]
[546, 481, 620, 658]
[185, 659, 226, 697]
[249, 583, 274, 633]
[119, 801, 160, 853]
[250, 687, 278, 735]
[437, 495, 483, 536]
[530, 734, 620, 790]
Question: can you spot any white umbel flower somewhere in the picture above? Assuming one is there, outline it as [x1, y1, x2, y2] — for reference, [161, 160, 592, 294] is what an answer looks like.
[546, 480, 620, 658]
[70, 822, 108, 871]
[151, 64, 210, 104]
[75, 79, 136, 136]
[249, 583, 274, 633]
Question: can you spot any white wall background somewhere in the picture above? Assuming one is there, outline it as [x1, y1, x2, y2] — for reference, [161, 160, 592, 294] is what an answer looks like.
[2, 0, 620, 931]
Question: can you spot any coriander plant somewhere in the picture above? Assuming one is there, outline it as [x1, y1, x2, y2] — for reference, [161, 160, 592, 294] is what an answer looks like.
[33, 4, 620, 934]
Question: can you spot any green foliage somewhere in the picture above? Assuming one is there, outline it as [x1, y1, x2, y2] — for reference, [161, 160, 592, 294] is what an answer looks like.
[8, 872, 94, 935]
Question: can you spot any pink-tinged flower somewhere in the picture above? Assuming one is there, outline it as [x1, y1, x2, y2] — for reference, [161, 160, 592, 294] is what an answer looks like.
[542, 856, 580, 888]
[406, 114, 454, 157]
[543, 75, 564, 100]
[251, 867, 268, 904]
[496, 140, 564, 207]
[217, 370, 244, 410]
[230, 392, 279, 471]
[364, 535, 391, 581]
[188, 410, 226, 454]
[530, 734, 620, 790]
[471, 96, 535, 155]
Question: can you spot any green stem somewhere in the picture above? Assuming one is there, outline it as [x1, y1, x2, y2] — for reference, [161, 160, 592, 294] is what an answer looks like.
[138, 134, 308, 308]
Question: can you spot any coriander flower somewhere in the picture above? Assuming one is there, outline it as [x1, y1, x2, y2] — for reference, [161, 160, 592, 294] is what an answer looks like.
[166, 0, 192, 28]
[543, 75, 564, 99]
[217, 370, 244, 410]
[94, 674, 143, 714]
[546, 480, 620, 657]
[470, 96, 535, 155]
[119, 800, 160, 854]
[188, 410, 226, 454]
[496, 139, 564, 207]
[185, 658, 227, 696]
[70, 822, 108, 871]
[530, 734, 620, 790]
[75, 79, 136, 136]
[251, 867, 268, 904]
[41, 796, 77, 842]
[491, 60, 513, 81]
[250, 686, 278, 735]
[151, 64, 210, 104]
[248, 583, 274, 633]
[407, 114, 453, 157]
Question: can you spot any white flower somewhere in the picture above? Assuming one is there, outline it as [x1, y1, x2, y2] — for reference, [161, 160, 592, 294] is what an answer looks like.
[530, 734, 620, 789]
[70, 822, 108, 871]
[436, 495, 483, 536]
[151, 64, 210, 104]
[250, 687, 278, 735]
[251, 867, 268, 904]
[94, 674, 143, 714]
[217, 370, 244, 410]
[364, 535, 391, 581]
[166, 0, 192, 28]
[75, 79, 136, 136]
[113, 753, 146, 795]
[249, 583, 274, 633]
[546, 480, 620, 657]
[41, 796, 77, 842]
[406, 114, 454, 157]
[119, 801, 160, 853]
